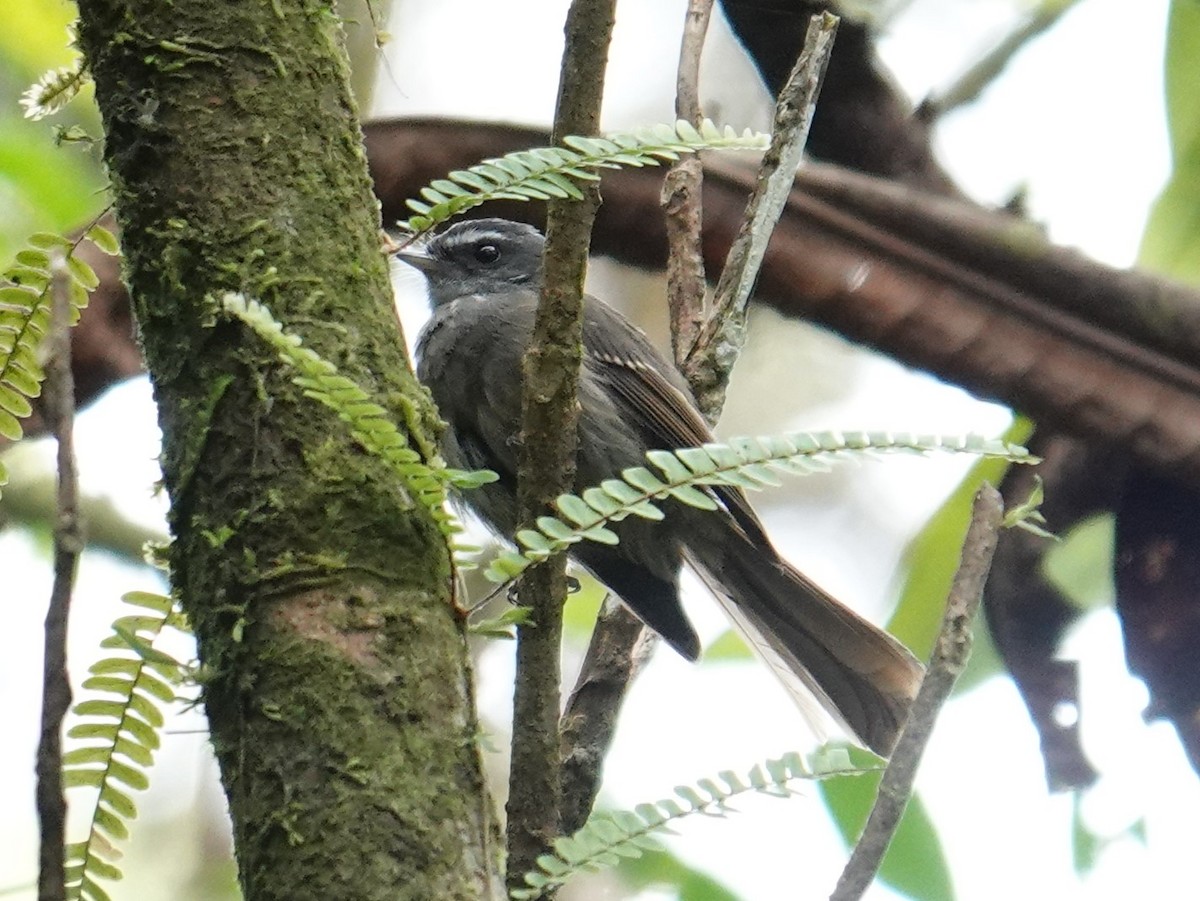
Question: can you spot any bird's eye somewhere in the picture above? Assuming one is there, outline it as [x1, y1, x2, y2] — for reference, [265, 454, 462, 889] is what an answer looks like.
[474, 243, 501, 264]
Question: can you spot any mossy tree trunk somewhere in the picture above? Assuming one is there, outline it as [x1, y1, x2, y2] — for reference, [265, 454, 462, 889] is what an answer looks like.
[74, 3, 504, 898]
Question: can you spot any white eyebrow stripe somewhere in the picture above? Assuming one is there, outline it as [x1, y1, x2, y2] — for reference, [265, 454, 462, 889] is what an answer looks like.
[440, 225, 510, 248]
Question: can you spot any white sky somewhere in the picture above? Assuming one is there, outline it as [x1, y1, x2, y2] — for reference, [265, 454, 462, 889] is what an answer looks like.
[3, 1, 1194, 899]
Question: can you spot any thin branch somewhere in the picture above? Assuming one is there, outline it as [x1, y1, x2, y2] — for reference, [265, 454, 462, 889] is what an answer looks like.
[684, 11, 839, 418]
[36, 254, 84, 901]
[559, 597, 659, 835]
[662, 0, 714, 368]
[553, 0, 715, 834]
[829, 484, 1005, 901]
[506, 0, 617, 888]
[918, 0, 1083, 120]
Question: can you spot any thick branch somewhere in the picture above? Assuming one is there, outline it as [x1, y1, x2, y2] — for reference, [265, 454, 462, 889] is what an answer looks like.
[75, 7, 501, 898]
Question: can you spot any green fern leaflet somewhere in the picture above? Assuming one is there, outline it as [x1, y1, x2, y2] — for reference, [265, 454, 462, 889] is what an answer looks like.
[486, 431, 1036, 582]
[0, 225, 117, 497]
[400, 119, 768, 234]
[63, 591, 191, 901]
[220, 293, 496, 542]
[512, 749, 874, 899]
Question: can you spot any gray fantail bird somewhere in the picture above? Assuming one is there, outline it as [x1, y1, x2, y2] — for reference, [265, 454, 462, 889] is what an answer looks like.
[398, 218, 923, 756]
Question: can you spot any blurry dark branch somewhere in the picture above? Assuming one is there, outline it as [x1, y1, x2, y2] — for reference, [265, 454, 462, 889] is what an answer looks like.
[831, 484, 1004, 901]
[364, 120, 1200, 484]
[719, 0, 961, 195]
[39, 117, 1200, 482]
[917, 0, 1083, 120]
[1115, 466, 1200, 774]
[985, 433, 1117, 790]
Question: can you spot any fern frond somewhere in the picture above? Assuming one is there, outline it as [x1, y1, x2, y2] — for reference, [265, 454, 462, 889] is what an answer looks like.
[400, 119, 768, 234]
[20, 62, 90, 121]
[0, 229, 114, 497]
[63, 591, 191, 901]
[486, 431, 1035, 581]
[511, 749, 872, 899]
[220, 293, 496, 539]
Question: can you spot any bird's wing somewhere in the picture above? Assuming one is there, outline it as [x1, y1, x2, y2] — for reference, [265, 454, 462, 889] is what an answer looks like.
[582, 300, 771, 546]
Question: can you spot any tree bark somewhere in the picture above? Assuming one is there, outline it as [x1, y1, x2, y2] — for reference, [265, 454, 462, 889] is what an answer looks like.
[74, 4, 502, 898]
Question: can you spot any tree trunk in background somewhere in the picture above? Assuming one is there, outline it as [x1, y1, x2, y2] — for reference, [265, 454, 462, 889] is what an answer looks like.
[74, 3, 503, 898]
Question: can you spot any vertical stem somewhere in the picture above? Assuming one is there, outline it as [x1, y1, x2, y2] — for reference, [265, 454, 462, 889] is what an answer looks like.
[662, 0, 714, 368]
[36, 255, 83, 901]
[507, 0, 618, 889]
[684, 12, 838, 418]
[555, 0, 717, 839]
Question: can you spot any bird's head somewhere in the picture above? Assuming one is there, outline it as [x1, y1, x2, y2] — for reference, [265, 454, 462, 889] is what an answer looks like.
[396, 218, 545, 308]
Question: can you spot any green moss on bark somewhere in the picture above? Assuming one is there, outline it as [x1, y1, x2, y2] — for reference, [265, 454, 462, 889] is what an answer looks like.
[74, 2, 502, 897]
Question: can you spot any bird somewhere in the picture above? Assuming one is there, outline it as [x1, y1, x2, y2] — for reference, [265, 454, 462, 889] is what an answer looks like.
[398, 217, 923, 756]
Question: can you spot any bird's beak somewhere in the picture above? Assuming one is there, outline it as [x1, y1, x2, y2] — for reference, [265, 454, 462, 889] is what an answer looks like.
[393, 243, 441, 275]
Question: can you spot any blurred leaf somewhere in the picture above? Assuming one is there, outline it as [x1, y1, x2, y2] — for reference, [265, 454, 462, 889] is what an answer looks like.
[0, 3, 107, 264]
[0, 116, 106, 260]
[820, 746, 955, 901]
[0, 1, 78, 75]
[701, 628, 754, 663]
[888, 416, 1033, 664]
[1042, 513, 1116, 610]
[615, 845, 742, 901]
[1138, 0, 1200, 279]
[561, 570, 608, 644]
[1071, 792, 1101, 875]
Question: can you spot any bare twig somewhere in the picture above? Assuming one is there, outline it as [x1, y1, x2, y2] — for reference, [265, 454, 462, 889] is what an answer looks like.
[36, 255, 84, 901]
[559, 598, 659, 834]
[830, 484, 1005, 901]
[506, 0, 617, 887]
[684, 11, 839, 418]
[662, 0, 714, 367]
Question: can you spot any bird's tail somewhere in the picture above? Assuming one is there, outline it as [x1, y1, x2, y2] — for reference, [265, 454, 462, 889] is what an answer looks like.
[690, 533, 924, 757]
